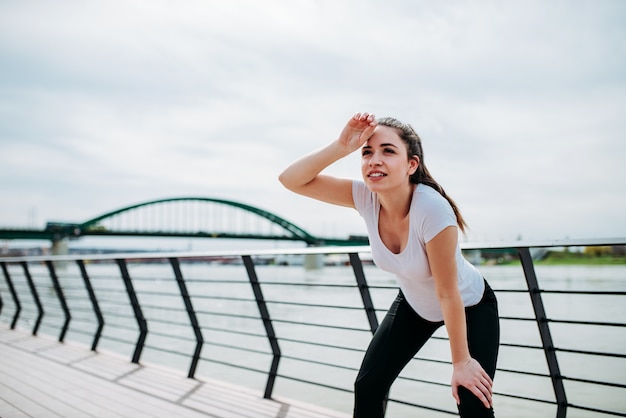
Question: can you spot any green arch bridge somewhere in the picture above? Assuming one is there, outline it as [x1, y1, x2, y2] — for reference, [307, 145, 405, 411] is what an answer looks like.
[0, 197, 368, 246]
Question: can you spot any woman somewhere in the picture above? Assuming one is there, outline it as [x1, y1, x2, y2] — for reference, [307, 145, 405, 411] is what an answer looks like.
[279, 112, 500, 417]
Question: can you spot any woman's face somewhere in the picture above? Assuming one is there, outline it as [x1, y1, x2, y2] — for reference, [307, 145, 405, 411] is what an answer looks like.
[361, 126, 418, 192]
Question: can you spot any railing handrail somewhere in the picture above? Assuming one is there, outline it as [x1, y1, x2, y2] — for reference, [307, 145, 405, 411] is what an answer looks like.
[1, 236, 624, 264]
[461, 237, 626, 249]
[0, 245, 369, 263]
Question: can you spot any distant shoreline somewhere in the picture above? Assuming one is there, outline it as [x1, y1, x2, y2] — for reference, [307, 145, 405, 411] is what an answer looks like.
[536, 253, 626, 266]
[493, 250, 626, 266]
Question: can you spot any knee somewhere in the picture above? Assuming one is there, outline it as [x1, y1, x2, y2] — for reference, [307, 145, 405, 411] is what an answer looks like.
[353, 373, 387, 417]
[456, 386, 495, 418]
[354, 372, 386, 401]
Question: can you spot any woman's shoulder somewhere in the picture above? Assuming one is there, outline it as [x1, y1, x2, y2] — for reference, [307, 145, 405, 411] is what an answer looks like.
[414, 183, 449, 206]
[352, 180, 376, 214]
[411, 184, 457, 241]
[412, 184, 455, 219]
[352, 179, 367, 200]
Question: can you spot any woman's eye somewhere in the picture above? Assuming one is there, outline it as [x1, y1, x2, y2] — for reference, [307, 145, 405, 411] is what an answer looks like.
[384, 148, 395, 154]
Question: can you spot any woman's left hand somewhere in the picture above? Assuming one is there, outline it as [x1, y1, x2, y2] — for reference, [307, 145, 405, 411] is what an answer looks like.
[451, 357, 493, 409]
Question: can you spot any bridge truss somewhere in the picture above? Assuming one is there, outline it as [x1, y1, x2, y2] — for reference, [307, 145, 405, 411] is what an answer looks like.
[1, 197, 366, 246]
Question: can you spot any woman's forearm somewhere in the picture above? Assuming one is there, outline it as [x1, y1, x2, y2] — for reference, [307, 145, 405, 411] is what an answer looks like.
[278, 141, 350, 192]
[442, 288, 494, 409]
[426, 227, 471, 364]
[279, 113, 377, 193]
[440, 293, 471, 364]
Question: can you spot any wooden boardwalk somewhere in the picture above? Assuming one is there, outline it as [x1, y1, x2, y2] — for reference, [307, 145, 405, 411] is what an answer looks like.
[0, 326, 350, 418]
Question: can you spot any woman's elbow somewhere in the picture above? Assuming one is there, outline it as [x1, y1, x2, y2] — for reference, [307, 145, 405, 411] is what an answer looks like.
[278, 171, 294, 190]
[278, 172, 302, 193]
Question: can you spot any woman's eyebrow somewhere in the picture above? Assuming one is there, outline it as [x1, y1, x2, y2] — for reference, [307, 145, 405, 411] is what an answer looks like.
[363, 143, 399, 149]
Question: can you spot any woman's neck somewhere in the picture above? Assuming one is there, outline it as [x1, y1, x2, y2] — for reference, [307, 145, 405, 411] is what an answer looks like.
[378, 183, 416, 220]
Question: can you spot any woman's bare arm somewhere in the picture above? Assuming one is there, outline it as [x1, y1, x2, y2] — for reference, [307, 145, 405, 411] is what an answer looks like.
[427, 226, 493, 408]
[278, 113, 377, 207]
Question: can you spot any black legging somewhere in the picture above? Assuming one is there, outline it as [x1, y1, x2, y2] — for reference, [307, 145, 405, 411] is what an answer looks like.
[353, 281, 500, 417]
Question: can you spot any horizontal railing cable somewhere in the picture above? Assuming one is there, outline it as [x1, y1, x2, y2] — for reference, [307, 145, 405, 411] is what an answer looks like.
[200, 325, 267, 339]
[270, 317, 371, 333]
[278, 336, 366, 353]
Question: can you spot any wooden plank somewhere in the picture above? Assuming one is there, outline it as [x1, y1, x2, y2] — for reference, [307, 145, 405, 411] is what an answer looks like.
[0, 380, 60, 418]
[118, 363, 203, 402]
[0, 402, 30, 418]
[0, 356, 90, 417]
[72, 349, 141, 380]
[0, 326, 351, 418]
[7, 333, 58, 352]
[0, 330, 209, 417]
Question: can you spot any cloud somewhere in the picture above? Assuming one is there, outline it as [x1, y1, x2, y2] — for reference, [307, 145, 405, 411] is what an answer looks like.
[1, 0, 625, 246]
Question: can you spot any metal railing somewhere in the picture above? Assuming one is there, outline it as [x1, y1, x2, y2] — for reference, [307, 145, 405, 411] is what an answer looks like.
[1, 238, 625, 417]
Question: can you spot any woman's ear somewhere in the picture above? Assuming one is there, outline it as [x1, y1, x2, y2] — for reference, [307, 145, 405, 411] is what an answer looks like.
[408, 156, 419, 175]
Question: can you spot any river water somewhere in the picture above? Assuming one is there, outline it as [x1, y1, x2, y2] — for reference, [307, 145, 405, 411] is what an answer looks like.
[2, 261, 625, 417]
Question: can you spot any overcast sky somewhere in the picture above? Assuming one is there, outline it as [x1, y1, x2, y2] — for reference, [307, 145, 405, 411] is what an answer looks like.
[1, 0, 625, 249]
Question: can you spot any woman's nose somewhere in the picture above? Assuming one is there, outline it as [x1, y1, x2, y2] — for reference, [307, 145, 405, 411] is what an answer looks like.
[370, 155, 382, 166]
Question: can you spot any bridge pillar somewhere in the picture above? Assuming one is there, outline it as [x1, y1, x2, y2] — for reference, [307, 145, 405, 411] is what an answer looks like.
[304, 253, 324, 270]
[51, 239, 69, 269]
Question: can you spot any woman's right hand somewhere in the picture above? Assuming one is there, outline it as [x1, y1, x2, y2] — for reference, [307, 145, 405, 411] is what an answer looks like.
[451, 357, 493, 409]
[337, 112, 377, 153]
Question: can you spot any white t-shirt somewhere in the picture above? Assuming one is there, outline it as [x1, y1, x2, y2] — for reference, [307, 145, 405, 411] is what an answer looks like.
[352, 180, 484, 322]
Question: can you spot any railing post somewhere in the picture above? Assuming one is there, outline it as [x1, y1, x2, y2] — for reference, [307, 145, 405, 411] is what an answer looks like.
[348, 253, 379, 334]
[518, 247, 568, 418]
[349, 252, 388, 415]
[169, 257, 204, 378]
[76, 260, 105, 351]
[116, 259, 148, 364]
[1, 262, 21, 329]
[242, 255, 281, 399]
[45, 260, 71, 342]
[21, 262, 44, 335]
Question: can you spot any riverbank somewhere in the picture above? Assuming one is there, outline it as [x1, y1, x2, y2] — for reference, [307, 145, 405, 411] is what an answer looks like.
[490, 250, 626, 266]
[537, 250, 626, 265]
